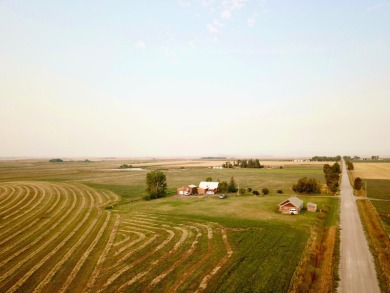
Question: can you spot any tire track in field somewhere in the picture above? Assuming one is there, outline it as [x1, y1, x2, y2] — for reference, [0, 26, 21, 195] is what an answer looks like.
[58, 212, 115, 293]
[196, 227, 233, 292]
[5, 184, 95, 293]
[168, 223, 214, 293]
[100, 223, 176, 292]
[1, 185, 37, 219]
[0, 183, 54, 231]
[0, 184, 57, 247]
[114, 230, 146, 255]
[116, 225, 190, 292]
[2, 185, 42, 221]
[146, 225, 202, 291]
[32, 193, 103, 293]
[0, 185, 69, 257]
[0, 185, 82, 285]
[0, 185, 13, 205]
[0, 185, 24, 215]
[85, 214, 121, 293]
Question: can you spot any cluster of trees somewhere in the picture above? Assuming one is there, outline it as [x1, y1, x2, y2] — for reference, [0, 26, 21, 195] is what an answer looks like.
[218, 177, 238, 193]
[119, 164, 133, 169]
[345, 161, 354, 170]
[323, 163, 341, 192]
[49, 158, 64, 162]
[343, 155, 360, 160]
[292, 177, 321, 194]
[221, 162, 233, 168]
[145, 171, 167, 200]
[233, 159, 263, 168]
[311, 156, 341, 162]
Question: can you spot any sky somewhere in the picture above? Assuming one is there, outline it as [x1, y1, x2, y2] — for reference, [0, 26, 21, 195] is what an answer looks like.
[1, 0, 389, 158]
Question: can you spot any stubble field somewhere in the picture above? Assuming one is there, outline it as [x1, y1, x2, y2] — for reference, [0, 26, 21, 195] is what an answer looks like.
[0, 159, 338, 292]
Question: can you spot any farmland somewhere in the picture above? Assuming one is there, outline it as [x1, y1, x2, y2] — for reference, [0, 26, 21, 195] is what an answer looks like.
[348, 162, 390, 291]
[0, 159, 338, 292]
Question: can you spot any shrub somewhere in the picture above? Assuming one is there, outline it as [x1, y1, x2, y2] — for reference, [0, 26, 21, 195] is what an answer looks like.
[262, 188, 269, 195]
[247, 187, 252, 192]
[252, 190, 260, 196]
[354, 177, 363, 190]
[277, 189, 283, 194]
[205, 177, 213, 182]
[239, 188, 246, 195]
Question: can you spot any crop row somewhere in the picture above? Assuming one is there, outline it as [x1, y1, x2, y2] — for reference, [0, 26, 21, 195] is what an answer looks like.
[0, 182, 232, 292]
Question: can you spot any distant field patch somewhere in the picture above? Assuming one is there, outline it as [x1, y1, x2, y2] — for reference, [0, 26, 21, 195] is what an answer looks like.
[353, 163, 390, 179]
[366, 179, 390, 200]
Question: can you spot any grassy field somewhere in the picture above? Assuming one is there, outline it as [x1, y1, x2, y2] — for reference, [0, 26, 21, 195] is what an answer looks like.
[0, 159, 338, 292]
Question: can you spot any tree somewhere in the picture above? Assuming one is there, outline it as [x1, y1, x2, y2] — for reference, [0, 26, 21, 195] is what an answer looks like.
[145, 171, 167, 200]
[252, 190, 259, 196]
[228, 177, 238, 192]
[277, 189, 283, 194]
[354, 177, 363, 190]
[218, 181, 228, 193]
[346, 161, 354, 170]
[205, 177, 213, 182]
[292, 177, 321, 194]
[262, 188, 269, 195]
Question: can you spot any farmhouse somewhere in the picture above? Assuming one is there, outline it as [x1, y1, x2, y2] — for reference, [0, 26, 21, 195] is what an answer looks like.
[198, 182, 219, 195]
[177, 184, 197, 195]
[278, 196, 304, 214]
[307, 202, 317, 212]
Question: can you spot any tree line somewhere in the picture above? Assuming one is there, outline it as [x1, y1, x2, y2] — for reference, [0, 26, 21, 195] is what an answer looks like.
[311, 156, 341, 162]
[323, 163, 341, 193]
[222, 159, 263, 169]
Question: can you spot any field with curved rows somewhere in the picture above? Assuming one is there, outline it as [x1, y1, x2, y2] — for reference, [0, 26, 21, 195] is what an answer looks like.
[0, 181, 238, 292]
[0, 160, 339, 292]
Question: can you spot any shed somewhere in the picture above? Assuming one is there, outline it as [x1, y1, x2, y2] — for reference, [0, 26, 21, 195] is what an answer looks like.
[307, 202, 317, 212]
[177, 184, 198, 195]
[198, 182, 219, 195]
[278, 196, 304, 214]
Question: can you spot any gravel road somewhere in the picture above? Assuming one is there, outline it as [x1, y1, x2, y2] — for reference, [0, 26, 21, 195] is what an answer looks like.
[339, 161, 380, 293]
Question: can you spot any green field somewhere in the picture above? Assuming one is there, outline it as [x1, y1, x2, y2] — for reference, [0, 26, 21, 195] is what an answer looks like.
[0, 159, 337, 292]
[365, 179, 390, 234]
[366, 179, 390, 200]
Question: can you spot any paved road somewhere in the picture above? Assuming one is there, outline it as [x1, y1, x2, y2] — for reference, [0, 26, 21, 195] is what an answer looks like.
[339, 161, 380, 293]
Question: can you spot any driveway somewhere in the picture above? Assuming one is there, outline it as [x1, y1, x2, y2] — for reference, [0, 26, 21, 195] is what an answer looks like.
[339, 161, 380, 292]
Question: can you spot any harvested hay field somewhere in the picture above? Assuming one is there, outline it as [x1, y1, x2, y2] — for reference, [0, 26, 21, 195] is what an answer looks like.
[0, 181, 233, 292]
[353, 163, 390, 180]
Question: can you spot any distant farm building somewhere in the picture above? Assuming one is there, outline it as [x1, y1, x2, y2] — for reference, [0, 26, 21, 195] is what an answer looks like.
[177, 185, 198, 195]
[278, 196, 304, 214]
[198, 182, 219, 195]
[307, 202, 317, 212]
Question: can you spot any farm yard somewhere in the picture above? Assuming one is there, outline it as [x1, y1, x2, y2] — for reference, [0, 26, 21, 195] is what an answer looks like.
[0, 159, 338, 292]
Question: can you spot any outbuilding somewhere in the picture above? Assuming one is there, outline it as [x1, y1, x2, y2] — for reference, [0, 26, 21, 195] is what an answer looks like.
[278, 196, 304, 214]
[198, 182, 219, 195]
[307, 202, 317, 212]
[177, 184, 198, 195]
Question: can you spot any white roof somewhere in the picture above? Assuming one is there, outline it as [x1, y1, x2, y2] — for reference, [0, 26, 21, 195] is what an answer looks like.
[199, 182, 219, 189]
[307, 202, 317, 207]
[188, 184, 197, 188]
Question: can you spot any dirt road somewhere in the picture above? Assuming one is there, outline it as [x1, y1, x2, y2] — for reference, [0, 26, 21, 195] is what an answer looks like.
[339, 161, 380, 293]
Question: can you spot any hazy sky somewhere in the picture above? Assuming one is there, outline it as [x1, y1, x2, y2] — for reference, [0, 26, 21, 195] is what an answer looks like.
[1, 0, 389, 158]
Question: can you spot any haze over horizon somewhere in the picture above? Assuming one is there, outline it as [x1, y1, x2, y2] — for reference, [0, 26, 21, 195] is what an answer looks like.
[1, 1, 389, 158]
